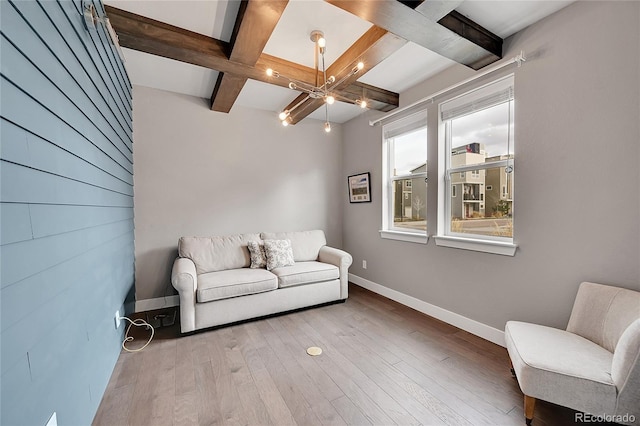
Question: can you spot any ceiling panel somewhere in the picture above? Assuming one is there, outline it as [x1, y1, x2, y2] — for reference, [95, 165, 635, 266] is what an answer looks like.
[262, 0, 373, 68]
[235, 79, 298, 113]
[122, 48, 218, 98]
[104, 0, 240, 41]
[306, 101, 365, 124]
[455, 1, 574, 38]
[358, 42, 457, 93]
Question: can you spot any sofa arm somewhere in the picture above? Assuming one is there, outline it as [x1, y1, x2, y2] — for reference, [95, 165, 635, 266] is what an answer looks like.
[171, 257, 198, 333]
[319, 246, 352, 300]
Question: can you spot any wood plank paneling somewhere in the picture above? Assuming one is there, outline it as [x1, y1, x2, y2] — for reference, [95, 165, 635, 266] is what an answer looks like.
[1, 233, 134, 333]
[0, 0, 133, 424]
[29, 204, 133, 238]
[5, 0, 133, 149]
[0, 39, 133, 167]
[1, 125, 133, 196]
[0, 160, 133, 207]
[1, 219, 133, 288]
[0, 203, 33, 245]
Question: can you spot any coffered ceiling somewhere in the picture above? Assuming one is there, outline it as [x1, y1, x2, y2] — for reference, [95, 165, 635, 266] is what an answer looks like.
[104, 0, 574, 124]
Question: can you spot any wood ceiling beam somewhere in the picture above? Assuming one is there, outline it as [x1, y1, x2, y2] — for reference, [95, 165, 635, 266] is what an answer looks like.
[285, 26, 406, 125]
[325, 0, 502, 70]
[340, 82, 398, 112]
[413, 1, 465, 21]
[104, 5, 399, 112]
[211, 0, 288, 113]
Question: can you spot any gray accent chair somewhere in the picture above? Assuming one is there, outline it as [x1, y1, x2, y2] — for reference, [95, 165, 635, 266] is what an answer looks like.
[506, 282, 640, 425]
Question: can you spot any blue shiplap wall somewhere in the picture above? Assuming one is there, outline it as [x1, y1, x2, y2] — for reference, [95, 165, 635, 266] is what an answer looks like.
[0, 0, 134, 424]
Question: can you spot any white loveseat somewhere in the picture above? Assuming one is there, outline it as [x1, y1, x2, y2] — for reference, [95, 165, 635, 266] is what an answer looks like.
[171, 230, 352, 333]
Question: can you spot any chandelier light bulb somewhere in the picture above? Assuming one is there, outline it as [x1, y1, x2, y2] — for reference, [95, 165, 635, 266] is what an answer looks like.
[318, 37, 326, 48]
[324, 122, 331, 133]
[359, 99, 367, 109]
[282, 119, 289, 127]
[357, 62, 364, 70]
[326, 95, 335, 105]
[266, 68, 273, 77]
[278, 110, 289, 121]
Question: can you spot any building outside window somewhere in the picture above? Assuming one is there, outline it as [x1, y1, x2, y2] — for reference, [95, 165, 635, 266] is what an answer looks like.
[382, 111, 428, 240]
[439, 75, 515, 243]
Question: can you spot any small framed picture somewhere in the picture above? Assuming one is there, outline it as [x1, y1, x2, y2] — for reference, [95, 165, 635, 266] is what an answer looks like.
[348, 172, 371, 203]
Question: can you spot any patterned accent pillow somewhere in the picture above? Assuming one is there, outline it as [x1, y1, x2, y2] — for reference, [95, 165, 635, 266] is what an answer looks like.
[247, 241, 267, 269]
[263, 239, 295, 271]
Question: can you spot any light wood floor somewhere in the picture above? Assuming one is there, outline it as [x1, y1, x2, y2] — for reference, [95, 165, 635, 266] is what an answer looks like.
[93, 284, 585, 426]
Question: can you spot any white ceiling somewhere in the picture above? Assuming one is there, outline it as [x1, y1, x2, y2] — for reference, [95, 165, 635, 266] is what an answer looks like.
[106, 0, 574, 124]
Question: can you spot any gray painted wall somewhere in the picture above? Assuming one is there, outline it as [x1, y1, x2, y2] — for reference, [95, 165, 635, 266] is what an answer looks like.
[133, 86, 344, 301]
[342, 1, 640, 331]
[1, 0, 134, 425]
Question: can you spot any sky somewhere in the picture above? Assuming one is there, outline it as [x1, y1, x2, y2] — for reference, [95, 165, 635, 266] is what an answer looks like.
[393, 102, 514, 175]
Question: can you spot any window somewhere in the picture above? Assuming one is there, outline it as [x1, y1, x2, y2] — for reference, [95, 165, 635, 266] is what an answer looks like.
[382, 111, 428, 243]
[436, 75, 516, 256]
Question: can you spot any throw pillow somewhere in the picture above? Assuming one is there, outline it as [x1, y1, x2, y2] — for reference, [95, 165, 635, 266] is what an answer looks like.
[247, 241, 267, 269]
[263, 239, 295, 271]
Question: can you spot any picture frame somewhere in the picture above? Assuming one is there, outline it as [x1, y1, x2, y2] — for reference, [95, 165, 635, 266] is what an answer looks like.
[348, 172, 371, 203]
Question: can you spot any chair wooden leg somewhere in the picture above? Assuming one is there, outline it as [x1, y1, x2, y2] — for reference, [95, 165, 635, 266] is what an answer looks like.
[524, 395, 536, 425]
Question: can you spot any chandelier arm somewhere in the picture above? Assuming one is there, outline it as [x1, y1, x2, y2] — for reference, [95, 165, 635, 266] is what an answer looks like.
[288, 93, 312, 115]
[322, 51, 328, 97]
[315, 41, 320, 87]
[282, 76, 320, 92]
[331, 66, 361, 90]
[331, 92, 360, 105]
[274, 71, 334, 93]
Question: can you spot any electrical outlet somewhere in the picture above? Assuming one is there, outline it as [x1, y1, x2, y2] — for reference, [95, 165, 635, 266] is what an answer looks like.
[362, 260, 367, 269]
[114, 310, 121, 329]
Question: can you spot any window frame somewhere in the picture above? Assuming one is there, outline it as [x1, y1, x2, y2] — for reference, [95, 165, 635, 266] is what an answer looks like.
[381, 111, 429, 244]
[434, 75, 517, 256]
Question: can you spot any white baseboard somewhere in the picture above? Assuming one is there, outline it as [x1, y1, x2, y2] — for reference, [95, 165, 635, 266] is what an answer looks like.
[135, 295, 180, 313]
[349, 273, 506, 347]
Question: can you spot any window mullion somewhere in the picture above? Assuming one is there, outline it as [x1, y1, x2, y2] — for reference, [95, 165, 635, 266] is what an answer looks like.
[449, 159, 511, 174]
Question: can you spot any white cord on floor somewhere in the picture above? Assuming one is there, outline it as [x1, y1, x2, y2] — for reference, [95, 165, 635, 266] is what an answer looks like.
[119, 317, 155, 352]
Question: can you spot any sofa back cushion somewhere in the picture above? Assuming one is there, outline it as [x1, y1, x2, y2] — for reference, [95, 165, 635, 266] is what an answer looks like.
[179, 233, 261, 274]
[261, 230, 326, 262]
[567, 282, 640, 352]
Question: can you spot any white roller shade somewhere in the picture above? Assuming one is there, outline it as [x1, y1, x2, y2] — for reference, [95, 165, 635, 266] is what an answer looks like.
[383, 110, 428, 139]
[441, 75, 514, 122]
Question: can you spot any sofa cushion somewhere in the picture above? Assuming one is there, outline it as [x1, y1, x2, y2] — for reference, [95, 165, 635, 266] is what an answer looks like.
[271, 261, 339, 288]
[247, 241, 267, 269]
[179, 233, 260, 274]
[505, 320, 617, 414]
[261, 230, 326, 262]
[263, 239, 295, 271]
[197, 268, 277, 303]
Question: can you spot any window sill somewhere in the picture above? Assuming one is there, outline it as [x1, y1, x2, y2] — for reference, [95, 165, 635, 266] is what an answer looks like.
[379, 230, 428, 244]
[434, 235, 517, 256]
